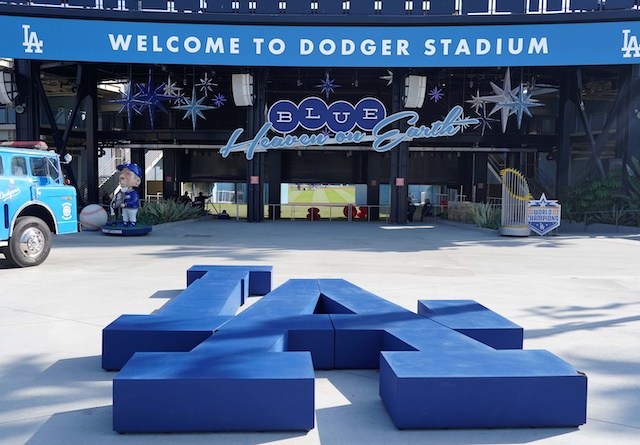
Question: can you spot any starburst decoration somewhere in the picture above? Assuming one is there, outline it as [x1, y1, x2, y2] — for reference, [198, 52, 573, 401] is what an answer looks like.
[212, 93, 227, 108]
[505, 88, 543, 129]
[321, 128, 333, 138]
[135, 70, 173, 129]
[315, 73, 340, 99]
[429, 86, 444, 102]
[173, 86, 216, 131]
[110, 81, 144, 127]
[171, 90, 187, 106]
[458, 114, 476, 132]
[380, 70, 393, 86]
[163, 75, 183, 102]
[474, 104, 498, 136]
[466, 89, 485, 114]
[480, 67, 520, 133]
[196, 72, 218, 96]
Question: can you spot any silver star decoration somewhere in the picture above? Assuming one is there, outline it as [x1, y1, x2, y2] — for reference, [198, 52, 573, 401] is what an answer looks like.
[458, 113, 475, 132]
[380, 70, 393, 86]
[528, 77, 559, 98]
[466, 89, 485, 114]
[173, 86, 216, 131]
[196, 72, 218, 96]
[315, 73, 341, 99]
[163, 75, 183, 101]
[481, 68, 520, 133]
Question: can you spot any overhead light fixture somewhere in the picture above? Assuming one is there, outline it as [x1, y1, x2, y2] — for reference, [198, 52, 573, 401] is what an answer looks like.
[404, 75, 427, 108]
[232, 73, 254, 107]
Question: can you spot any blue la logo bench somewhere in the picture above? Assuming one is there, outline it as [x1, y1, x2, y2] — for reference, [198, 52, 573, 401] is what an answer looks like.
[103, 265, 587, 432]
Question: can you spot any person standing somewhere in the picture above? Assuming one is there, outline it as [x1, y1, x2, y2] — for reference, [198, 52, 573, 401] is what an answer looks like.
[407, 196, 416, 222]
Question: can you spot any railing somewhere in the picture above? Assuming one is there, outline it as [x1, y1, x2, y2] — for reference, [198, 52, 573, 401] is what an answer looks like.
[197, 202, 392, 221]
[145, 192, 163, 200]
[268, 203, 390, 222]
[1, 1, 638, 17]
[563, 209, 640, 232]
[97, 154, 125, 188]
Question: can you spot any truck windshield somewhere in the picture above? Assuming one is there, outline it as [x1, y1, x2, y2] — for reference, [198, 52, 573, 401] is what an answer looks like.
[29, 156, 62, 184]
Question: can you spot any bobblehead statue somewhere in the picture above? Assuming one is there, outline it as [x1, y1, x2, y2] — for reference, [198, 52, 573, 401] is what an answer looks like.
[115, 163, 142, 226]
[102, 163, 152, 236]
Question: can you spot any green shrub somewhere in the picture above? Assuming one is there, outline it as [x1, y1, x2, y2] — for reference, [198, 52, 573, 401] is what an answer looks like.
[137, 200, 208, 225]
[472, 203, 501, 229]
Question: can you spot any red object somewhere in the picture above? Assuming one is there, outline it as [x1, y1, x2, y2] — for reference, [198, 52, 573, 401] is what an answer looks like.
[306, 207, 320, 220]
[357, 206, 368, 219]
[343, 205, 357, 218]
[1, 141, 48, 149]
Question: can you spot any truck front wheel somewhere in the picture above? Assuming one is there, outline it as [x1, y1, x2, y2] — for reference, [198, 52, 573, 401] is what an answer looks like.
[4, 217, 52, 267]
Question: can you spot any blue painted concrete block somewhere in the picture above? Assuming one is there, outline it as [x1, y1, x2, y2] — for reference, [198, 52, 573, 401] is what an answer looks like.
[112, 278, 323, 432]
[107, 266, 588, 433]
[418, 299, 524, 349]
[380, 348, 587, 428]
[102, 270, 250, 370]
[114, 351, 315, 432]
[187, 265, 272, 296]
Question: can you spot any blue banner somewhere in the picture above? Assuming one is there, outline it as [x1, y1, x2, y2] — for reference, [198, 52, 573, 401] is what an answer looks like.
[3, 15, 640, 67]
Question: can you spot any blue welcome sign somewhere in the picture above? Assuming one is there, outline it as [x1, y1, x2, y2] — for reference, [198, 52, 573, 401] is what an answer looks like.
[220, 97, 479, 159]
[3, 15, 640, 67]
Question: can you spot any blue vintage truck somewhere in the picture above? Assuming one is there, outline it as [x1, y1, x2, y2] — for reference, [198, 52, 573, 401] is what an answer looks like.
[0, 141, 78, 267]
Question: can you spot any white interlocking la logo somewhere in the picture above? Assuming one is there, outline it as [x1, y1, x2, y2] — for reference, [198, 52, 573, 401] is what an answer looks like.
[622, 29, 640, 58]
[22, 24, 43, 54]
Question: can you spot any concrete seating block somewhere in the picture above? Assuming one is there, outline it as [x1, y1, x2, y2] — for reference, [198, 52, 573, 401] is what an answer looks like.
[380, 348, 587, 428]
[418, 299, 524, 349]
[101, 314, 230, 371]
[187, 265, 272, 296]
[107, 266, 588, 432]
[114, 351, 315, 432]
[112, 277, 324, 432]
[102, 269, 252, 370]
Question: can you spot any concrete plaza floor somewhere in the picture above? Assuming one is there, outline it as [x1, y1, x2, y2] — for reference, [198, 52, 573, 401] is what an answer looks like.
[1, 218, 639, 445]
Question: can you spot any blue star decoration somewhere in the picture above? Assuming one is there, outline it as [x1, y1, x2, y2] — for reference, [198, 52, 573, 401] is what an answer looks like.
[471, 67, 546, 133]
[110, 81, 144, 127]
[315, 74, 340, 99]
[505, 88, 543, 129]
[212, 93, 227, 108]
[429, 86, 444, 102]
[173, 86, 216, 131]
[135, 70, 173, 129]
[474, 104, 499, 136]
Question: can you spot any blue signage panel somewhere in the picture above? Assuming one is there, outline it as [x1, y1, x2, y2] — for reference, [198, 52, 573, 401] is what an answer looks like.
[527, 194, 561, 236]
[2, 15, 640, 67]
